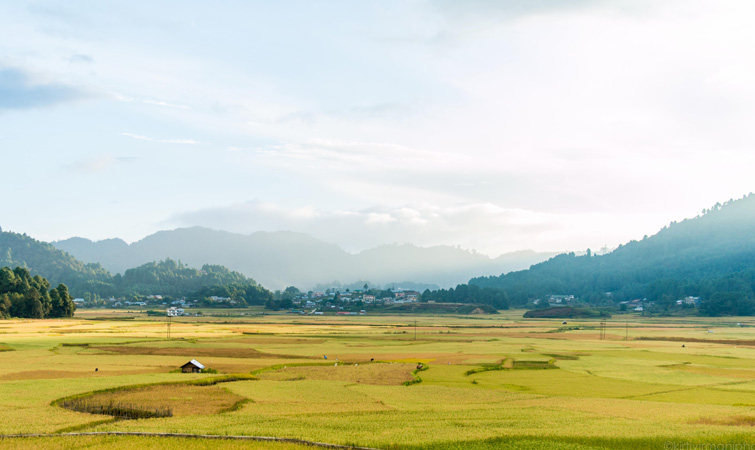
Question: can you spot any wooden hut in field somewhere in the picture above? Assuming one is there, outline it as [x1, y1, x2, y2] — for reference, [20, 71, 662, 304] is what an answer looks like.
[181, 359, 205, 373]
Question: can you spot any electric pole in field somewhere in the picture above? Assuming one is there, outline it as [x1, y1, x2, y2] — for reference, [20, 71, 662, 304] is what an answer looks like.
[414, 320, 417, 340]
[167, 307, 176, 339]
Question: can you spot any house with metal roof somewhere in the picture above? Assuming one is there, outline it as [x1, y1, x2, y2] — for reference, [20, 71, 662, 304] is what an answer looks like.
[180, 359, 205, 373]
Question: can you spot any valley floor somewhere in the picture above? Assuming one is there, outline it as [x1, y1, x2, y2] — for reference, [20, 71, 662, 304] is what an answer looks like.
[1, 310, 755, 449]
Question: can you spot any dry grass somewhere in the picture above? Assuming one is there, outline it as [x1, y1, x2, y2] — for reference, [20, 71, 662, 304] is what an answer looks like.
[256, 363, 415, 385]
[665, 364, 755, 379]
[3, 312, 755, 448]
[693, 416, 755, 427]
[636, 336, 755, 347]
[501, 331, 627, 341]
[76, 384, 246, 417]
[0, 436, 315, 450]
[333, 352, 497, 364]
[226, 335, 327, 345]
[200, 362, 269, 373]
[91, 345, 316, 359]
[0, 368, 165, 381]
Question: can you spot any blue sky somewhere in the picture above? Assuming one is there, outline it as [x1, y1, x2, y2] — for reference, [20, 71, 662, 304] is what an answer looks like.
[1, 0, 754, 255]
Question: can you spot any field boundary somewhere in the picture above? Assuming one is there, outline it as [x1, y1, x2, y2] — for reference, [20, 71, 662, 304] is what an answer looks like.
[51, 373, 257, 422]
[51, 373, 257, 407]
[635, 336, 755, 346]
[0, 431, 383, 450]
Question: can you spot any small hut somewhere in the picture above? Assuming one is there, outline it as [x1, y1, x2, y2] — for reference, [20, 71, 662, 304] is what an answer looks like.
[181, 359, 205, 373]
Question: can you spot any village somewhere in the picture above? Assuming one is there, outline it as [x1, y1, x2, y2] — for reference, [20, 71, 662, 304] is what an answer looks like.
[75, 288, 423, 316]
[73, 287, 709, 318]
[526, 293, 703, 314]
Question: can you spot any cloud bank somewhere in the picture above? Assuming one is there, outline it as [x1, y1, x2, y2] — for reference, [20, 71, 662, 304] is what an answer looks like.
[1, 1, 752, 251]
[170, 200, 658, 256]
[0, 67, 87, 110]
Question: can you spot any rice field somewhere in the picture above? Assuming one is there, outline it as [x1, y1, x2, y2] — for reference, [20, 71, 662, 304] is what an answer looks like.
[1, 311, 755, 449]
[57, 383, 246, 417]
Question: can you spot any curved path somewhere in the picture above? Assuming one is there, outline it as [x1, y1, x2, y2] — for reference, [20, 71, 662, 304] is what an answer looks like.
[0, 431, 382, 450]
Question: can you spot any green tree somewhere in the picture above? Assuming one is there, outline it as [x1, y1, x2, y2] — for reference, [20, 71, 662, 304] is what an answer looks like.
[0, 266, 75, 318]
[282, 286, 301, 300]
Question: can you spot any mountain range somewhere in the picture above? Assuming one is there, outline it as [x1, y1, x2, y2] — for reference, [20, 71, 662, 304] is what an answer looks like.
[0, 228, 112, 295]
[52, 228, 557, 290]
[2, 193, 754, 316]
[470, 194, 755, 315]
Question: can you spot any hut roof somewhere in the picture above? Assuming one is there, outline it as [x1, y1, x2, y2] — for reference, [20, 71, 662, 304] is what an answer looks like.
[182, 359, 205, 370]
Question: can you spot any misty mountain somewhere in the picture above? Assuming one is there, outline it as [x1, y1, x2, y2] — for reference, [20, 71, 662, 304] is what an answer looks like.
[0, 229, 271, 299]
[53, 228, 555, 290]
[470, 194, 755, 315]
[0, 229, 112, 295]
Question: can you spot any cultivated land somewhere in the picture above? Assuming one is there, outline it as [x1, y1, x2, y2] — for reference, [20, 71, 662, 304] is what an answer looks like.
[1, 310, 755, 449]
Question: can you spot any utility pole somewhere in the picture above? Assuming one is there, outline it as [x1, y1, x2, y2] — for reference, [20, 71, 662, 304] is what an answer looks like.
[167, 308, 174, 339]
[625, 322, 628, 341]
[414, 320, 417, 341]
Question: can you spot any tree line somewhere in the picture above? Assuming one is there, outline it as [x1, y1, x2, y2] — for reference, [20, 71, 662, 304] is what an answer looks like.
[0, 267, 75, 318]
[467, 196, 755, 316]
[82, 259, 275, 308]
[421, 283, 510, 310]
[190, 282, 274, 308]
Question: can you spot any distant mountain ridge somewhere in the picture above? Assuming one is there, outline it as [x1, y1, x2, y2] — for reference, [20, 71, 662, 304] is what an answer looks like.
[469, 194, 755, 315]
[0, 229, 112, 295]
[0, 230, 270, 299]
[53, 228, 556, 290]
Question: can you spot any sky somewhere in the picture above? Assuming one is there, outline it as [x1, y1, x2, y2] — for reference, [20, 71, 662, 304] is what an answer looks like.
[1, 0, 753, 256]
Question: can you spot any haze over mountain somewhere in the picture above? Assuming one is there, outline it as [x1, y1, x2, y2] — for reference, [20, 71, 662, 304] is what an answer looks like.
[3, 193, 754, 317]
[53, 228, 556, 290]
[0, 227, 273, 301]
[469, 194, 755, 316]
[0, 228, 112, 295]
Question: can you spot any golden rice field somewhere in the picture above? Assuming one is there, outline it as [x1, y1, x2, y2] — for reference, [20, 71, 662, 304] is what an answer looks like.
[1, 309, 755, 449]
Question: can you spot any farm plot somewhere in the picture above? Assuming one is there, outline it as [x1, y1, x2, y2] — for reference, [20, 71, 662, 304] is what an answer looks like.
[0, 312, 754, 449]
[256, 362, 416, 385]
[57, 383, 246, 418]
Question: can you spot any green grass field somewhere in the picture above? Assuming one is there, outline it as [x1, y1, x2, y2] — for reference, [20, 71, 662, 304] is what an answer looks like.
[1, 310, 754, 449]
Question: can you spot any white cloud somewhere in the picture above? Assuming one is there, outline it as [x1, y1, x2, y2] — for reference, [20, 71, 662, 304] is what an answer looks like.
[170, 200, 669, 256]
[120, 132, 200, 145]
[3, 1, 754, 252]
[65, 155, 136, 173]
[0, 66, 90, 110]
[253, 138, 455, 171]
[141, 99, 190, 110]
[111, 93, 190, 110]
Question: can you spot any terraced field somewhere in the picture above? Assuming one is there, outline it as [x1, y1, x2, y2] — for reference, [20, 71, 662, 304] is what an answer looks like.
[1, 310, 754, 449]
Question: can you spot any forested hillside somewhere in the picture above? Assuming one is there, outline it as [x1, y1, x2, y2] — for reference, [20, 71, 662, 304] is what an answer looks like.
[469, 194, 755, 316]
[54, 228, 555, 289]
[420, 284, 510, 310]
[0, 230, 269, 299]
[0, 229, 112, 295]
[117, 259, 254, 297]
